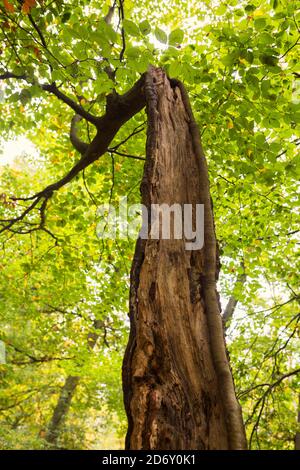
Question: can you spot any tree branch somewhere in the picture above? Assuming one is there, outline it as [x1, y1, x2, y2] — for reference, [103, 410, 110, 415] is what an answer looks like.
[0, 72, 26, 80]
[28, 12, 48, 50]
[280, 35, 300, 59]
[1, 74, 147, 234]
[118, 0, 126, 61]
[108, 149, 145, 160]
[244, 367, 300, 448]
[41, 82, 99, 124]
[109, 122, 145, 150]
[0, 72, 98, 124]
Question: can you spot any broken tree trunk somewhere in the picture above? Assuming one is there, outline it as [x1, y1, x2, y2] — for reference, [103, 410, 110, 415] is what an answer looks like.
[122, 67, 247, 450]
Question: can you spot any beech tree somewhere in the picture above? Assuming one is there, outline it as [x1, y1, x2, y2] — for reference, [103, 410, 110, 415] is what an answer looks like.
[0, 0, 299, 450]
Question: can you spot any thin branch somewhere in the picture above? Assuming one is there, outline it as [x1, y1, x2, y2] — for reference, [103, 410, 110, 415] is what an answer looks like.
[280, 35, 300, 59]
[249, 296, 299, 316]
[275, 138, 300, 160]
[0, 196, 44, 233]
[11, 356, 74, 365]
[265, 315, 300, 361]
[0, 72, 98, 124]
[249, 394, 266, 448]
[293, 13, 300, 33]
[4, 340, 73, 365]
[82, 170, 99, 207]
[42, 82, 98, 124]
[108, 149, 145, 160]
[0, 72, 26, 80]
[28, 13, 48, 50]
[250, 368, 300, 448]
[0, 392, 38, 412]
[243, 368, 300, 448]
[109, 122, 145, 150]
[217, 173, 235, 185]
[109, 152, 115, 204]
[104, 2, 116, 24]
[42, 227, 60, 244]
[240, 368, 300, 400]
[118, 0, 126, 61]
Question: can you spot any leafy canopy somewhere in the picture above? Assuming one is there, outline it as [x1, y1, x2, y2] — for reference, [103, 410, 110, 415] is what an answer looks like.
[0, 0, 299, 449]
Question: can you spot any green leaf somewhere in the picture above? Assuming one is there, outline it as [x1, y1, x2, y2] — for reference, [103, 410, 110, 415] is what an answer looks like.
[169, 28, 184, 46]
[61, 11, 71, 23]
[155, 27, 167, 44]
[261, 79, 271, 97]
[126, 46, 140, 59]
[254, 18, 267, 30]
[139, 20, 151, 35]
[51, 68, 64, 82]
[258, 32, 274, 45]
[73, 41, 87, 60]
[246, 72, 260, 90]
[29, 84, 42, 97]
[221, 51, 239, 66]
[123, 19, 140, 37]
[259, 54, 278, 66]
[215, 4, 227, 15]
[168, 60, 182, 77]
[245, 4, 256, 12]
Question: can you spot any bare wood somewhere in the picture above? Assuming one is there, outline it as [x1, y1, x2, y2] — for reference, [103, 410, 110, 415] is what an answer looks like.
[122, 67, 246, 450]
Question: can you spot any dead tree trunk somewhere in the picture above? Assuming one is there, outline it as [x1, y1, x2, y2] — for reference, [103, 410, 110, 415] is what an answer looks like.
[122, 67, 247, 450]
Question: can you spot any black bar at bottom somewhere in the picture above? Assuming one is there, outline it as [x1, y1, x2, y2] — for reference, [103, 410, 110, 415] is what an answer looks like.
[0, 450, 299, 467]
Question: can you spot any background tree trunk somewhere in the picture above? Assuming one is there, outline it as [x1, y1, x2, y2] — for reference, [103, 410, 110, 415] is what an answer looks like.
[222, 265, 246, 330]
[45, 375, 80, 446]
[122, 67, 247, 450]
[295, 394, 300, 450]
[45, 320, 103, 446]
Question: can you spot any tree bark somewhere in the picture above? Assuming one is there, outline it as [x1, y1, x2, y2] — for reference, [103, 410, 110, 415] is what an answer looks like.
[122, 67, 247, 450]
